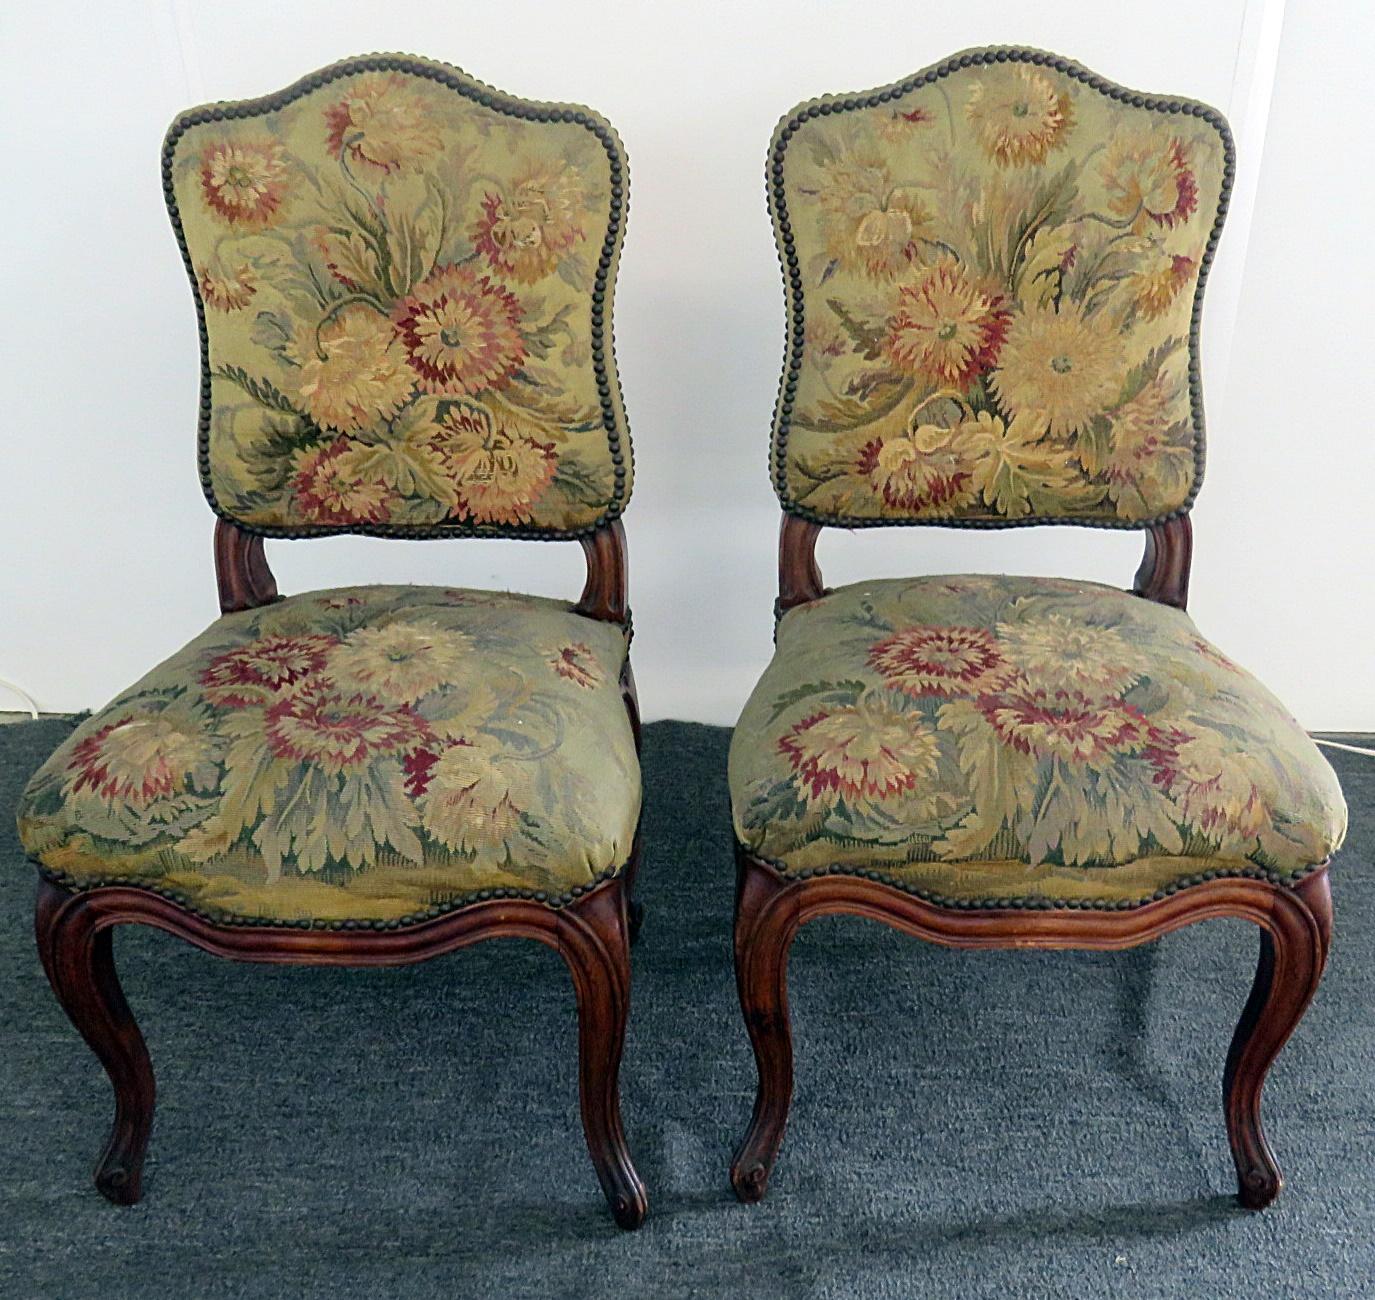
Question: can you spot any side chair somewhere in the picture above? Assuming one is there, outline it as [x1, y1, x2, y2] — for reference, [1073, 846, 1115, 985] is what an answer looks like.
[727, 46, 1346, 1210]
[18, 54, 647, 1228]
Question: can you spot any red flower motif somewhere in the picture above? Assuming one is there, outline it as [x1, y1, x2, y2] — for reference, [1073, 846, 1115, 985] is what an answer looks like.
[869, 626, 1010, 698]
[885, 259, 1011, 390]
[548, 642, 605, 689]
[977, 687, 1152, 770]
[291, 439, 396, 526]
[856, 438, 972, 513]
[199, 139, 289, 228]
[199, 634, 337, 707]
[264, 685, 432, 773]
[67, 719, 200, 807]
[392, 264, 526, 397]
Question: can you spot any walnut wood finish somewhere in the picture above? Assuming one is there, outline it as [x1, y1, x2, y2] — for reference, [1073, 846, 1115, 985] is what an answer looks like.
[214, 518, 280, 614]
[35, 872, 647, 1228]
[730, 850, 1331, 1208]
[575, 519, 629, 624]
[1132, 514, 1193, 610]
[777, 514, 826, 614]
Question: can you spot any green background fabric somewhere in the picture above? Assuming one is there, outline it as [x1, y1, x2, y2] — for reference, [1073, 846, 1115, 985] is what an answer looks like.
[773, 54, 1228, 525]
[17, 586, 638, 922]
[170, 59, 631, 536]
[731, 575, 1344, 900]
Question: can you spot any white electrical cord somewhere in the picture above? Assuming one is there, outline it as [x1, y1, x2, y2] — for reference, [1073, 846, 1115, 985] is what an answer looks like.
[0, 676, 40, 720]
[1313, 737, 1375, 760]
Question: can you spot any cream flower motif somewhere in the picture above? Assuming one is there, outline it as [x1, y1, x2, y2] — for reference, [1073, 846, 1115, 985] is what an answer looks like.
[885, 259, 1010, 389]
[779, 702, 938, 805]
[990, 303, 1125, 438]
[294, 306, 414, 433]
[1129, 251, 1196, 320]
[995, 615, 1147, 697]
[327, 621, 475, 704]
[198, 263, 257, 312]
[1101, 133, 1198, 233]
[857, 424, 975, 515]
[815, 151, 930, 278]
[418, 737, 525, 856]
[66, 714, 213, 808]
[473, 163, 586, 282]
[1103, 370, 1192, 516]
[324, 73, 443, 173]
[965, 68, 1074, 167]
[392, 264, 527, 397]
[199, 139, 289, 227]
[1151, 725, 1272, 843]
[433, 402, 557, 526]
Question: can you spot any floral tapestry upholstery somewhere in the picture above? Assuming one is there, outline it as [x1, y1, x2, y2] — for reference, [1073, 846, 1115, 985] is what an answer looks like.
[17, 587, 639, 925]
[165, 55, 631, 539]
[730, 576, 1345, 904]
[770, 48, 1231, 527]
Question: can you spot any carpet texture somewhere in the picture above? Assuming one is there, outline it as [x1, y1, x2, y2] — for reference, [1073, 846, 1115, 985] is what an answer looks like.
[1, 718, 1372, 1299]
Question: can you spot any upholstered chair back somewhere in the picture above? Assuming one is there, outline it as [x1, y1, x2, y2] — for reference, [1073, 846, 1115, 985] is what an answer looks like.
[164, 55, 630, 539]
[769, 47, 1232, 529]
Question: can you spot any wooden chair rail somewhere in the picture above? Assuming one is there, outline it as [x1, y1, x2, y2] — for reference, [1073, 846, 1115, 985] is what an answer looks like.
[730, 851, 1331, 1210]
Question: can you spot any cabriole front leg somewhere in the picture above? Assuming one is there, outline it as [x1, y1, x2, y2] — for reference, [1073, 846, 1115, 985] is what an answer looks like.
[1223, 867, 1332, 1209]
[34, 877, 156, 1205]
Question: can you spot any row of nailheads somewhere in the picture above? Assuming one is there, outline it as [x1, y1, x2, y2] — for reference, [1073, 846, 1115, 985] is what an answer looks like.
[160, 52, 631, 543]
[778, 857, 1322, 911]
[37, 863, 624, 931]
[765, 45, 1236, 533]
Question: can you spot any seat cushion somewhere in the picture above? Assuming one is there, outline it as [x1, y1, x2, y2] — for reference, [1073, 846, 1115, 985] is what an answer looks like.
[730, 575, 1345, 905]
[18, 586, 639, 925]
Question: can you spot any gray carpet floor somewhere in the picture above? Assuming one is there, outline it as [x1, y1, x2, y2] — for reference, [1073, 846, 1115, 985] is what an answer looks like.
[1, 718, 1372, 1298]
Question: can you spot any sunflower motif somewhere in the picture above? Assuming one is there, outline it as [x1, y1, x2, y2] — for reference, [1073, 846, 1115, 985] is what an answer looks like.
[291, 439, 397, 526]
[326, 621, 475, 704]
[869, 625, 1010, 698]
[294, 306, 414, 433]
[393, 264, 527, 396]
[432, 402, 557, 526]
[1101, 134, 1198, 232]
[1130, 251, 1196, 320]
[198, 263, 257, 312]
[885, 259, 1011, 389]
[324, 73, 442, 173]
[857, 424, 974, 516]
[199, 634, 337, 707]
[990, 303, 1125, 438]
[779, 702, 938, 805]
[815, 151, 931, 279]
[995, 615, 1147, 697]
[977, 686, 1151, 772]
[263, 684, 432, 773]
[416, 737, 525, 856]
[965, 68, 1074, 167]
[547, 642, 606, 689]
[66, 714, 214, 808]
[199, 139, 290, 227]
[473, 163, 586, 282]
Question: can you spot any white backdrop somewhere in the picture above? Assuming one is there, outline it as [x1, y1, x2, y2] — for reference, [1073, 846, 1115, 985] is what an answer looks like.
[2, 0, 1371, 727]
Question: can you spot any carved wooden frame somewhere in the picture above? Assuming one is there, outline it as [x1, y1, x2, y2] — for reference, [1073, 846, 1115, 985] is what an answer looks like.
[732, 511, 1333, 1210]
[35, 516, 648, 1229]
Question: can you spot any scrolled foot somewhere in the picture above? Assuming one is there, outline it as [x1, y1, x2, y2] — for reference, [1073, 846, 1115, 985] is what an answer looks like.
[730, 1154, 771, 1204]
[607, 1176, 649, 1230]
[95, 1155, 143, 1206]
[1236, 1162, 1281, 1211]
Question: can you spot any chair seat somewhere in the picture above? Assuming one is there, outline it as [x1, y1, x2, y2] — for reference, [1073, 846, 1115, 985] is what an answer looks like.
[729, 574, 1345, 906]
[18, 585, 639, 926]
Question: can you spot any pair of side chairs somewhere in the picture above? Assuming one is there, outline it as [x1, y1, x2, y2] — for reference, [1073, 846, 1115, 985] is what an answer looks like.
[17, 48, 1346, 1231]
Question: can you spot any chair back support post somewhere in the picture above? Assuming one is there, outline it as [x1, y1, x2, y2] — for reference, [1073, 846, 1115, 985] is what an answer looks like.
[1132, 514, 1193, 610]
[214, 519, 279, 614]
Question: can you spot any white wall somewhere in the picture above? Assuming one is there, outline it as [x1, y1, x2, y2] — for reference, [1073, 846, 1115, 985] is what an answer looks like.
[1, 0, 1370, 727]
